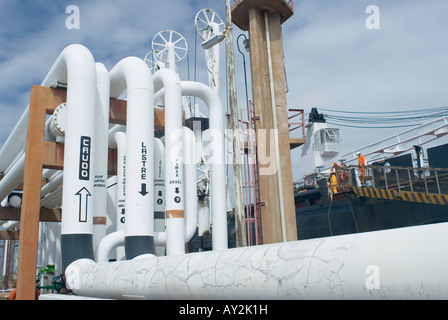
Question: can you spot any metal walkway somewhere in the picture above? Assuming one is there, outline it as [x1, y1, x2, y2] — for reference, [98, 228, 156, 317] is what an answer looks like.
[335, 164, 448, 205]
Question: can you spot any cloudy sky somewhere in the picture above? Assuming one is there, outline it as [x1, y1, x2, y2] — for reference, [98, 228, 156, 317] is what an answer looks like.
[0, 0, 447, 183]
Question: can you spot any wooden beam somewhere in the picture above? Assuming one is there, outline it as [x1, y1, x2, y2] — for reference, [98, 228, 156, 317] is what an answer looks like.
[0, 207, 61, 222]
[16, 85, 50, 300]
[0, 230, 20, 241]
[248, 7, 297, 244]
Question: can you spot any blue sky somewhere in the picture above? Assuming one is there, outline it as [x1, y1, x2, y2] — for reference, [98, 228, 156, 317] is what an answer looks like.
[0, 0, 448, 181]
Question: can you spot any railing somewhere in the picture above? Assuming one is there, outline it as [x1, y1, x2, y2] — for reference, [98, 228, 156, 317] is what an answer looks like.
[334, 165, 448, 196]
[288, 108, 305, 140]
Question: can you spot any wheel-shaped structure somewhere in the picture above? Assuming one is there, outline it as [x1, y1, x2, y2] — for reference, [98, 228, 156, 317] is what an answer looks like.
[151, 30, 188, 64]
[143, 51, 160, 74]
[195, 9, 225, 41]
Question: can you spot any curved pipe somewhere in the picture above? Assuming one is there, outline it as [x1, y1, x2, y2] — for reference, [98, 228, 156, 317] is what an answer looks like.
[109, 57, 155, 260]
[51, 44, 98, 271]
[97, 231, 125, 263]
[153, 68, 185, 256]
[154, 81, 227, 250]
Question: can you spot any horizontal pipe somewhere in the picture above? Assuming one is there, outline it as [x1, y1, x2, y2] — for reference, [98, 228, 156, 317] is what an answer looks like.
[66, 222, 448, 300]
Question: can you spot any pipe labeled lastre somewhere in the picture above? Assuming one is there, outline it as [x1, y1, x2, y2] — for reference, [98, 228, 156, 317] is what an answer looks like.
[52, 44, 98, 270]
[109, 57, 155, 259]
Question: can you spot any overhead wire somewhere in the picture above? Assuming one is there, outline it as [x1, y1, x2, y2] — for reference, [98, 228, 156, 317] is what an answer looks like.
[315, 106, 448, 129]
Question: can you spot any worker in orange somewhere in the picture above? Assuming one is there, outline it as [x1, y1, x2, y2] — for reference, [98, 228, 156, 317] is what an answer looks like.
[330, 171, 338, 194]
[357, 152, 365, 182]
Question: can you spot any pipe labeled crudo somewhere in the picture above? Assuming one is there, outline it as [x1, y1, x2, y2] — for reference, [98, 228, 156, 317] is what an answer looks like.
[65, 222, 448, 300]
[156, 80, 227, 250]
[48, 44, 98, 271]
[109, 56, 155, 260]
[153, 68, 185, 256]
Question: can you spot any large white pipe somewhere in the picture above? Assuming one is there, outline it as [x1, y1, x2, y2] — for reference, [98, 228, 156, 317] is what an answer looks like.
[66, 222, 448, 300]
[157, 81, 228, 251]
[115, 131, 126, 261]
[92, 62, 111, 259]
[183, 82, 227, 251]
[44, 44, 98, 271]
[153, 68, 185, 256]
[97, 231, 125, 263]
[0, 153, 25, 203]
[183, 127, 198, 242]
[153, 137, 165, 256]
[109, 57, 155, 259]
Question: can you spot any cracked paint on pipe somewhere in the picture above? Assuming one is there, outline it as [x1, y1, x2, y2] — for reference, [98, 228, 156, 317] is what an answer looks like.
[65, 222, 448, 300]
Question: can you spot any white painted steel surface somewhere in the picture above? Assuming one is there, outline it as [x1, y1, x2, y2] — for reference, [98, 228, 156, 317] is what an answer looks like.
[66, 222, 448, 300]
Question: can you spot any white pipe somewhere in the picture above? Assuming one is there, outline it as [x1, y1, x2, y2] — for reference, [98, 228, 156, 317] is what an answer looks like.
[0, 153, 25, 203]
[173, 81, 227, 250]
[66, 222, 448, 300]
[40, 187, 63, 208]
[109, 57, 155, 259]
[108, 125, 126, 149]
[97, 231, 125, 263]
[153, 68, 185, 256]
[93, 62, 111, 259]
[155, 81, 227, 250]
[40, 171, 63, 197]
[264, 11, 286, 242]
[115, 132, 126, 261]
[153, 137, 165, 256]
[183, 127, 198, 242]
[56, 44, 98, 270]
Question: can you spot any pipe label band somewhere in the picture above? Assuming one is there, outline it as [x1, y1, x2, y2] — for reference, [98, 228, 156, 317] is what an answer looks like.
[166, 210, 184, 219]
[79, 136, 91, 181]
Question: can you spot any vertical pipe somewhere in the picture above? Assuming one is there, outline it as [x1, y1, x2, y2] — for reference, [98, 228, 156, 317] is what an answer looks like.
[153, 138, 166, 256]
[154, 81, 227, 250]
[181, 82, 228, 250]
[183, 127, 198, 242]
[109, 57, 155, 260]
[59, 44, 98, 270]
[153, 68, 185, 256]
[92, 63, 110, 259]
[115, 132, 127, 261]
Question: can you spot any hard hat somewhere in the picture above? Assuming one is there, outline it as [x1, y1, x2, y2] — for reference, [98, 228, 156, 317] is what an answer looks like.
[357, 152, 361, 155]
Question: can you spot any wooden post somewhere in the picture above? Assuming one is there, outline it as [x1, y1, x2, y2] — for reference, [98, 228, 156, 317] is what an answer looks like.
[232, 0, 298, 243]
[16, 86, 52, 300]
